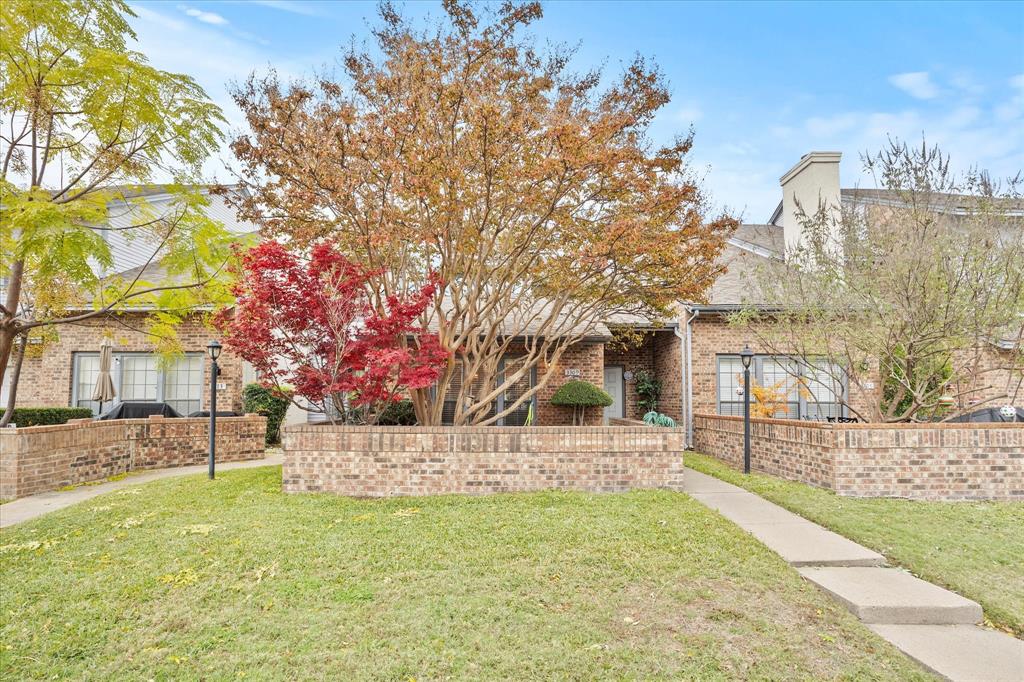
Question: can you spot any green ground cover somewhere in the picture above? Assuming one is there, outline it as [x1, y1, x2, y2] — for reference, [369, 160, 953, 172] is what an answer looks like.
[0, 466, 931, 680]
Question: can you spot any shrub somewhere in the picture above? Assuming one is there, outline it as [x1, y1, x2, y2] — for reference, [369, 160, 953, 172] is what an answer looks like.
[0, 407, 93, 427]
[634, 370, 661, 414]
[643, 411, 676, 427]
[242, 383, 292, 445]
[550, 380, 613, 425]
[376, 399, 417, 426]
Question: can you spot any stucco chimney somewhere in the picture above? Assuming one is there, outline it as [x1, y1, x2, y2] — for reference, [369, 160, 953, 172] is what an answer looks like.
[779, 151, 842, 254]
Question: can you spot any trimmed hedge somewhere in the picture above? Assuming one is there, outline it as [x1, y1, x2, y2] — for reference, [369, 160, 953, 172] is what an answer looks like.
[0, 407, 94, 427]
[242, 383, 291, 445]
[550, 380, 613, 407]
[550, 380, 613, 426]
[376, 399, 417, 426]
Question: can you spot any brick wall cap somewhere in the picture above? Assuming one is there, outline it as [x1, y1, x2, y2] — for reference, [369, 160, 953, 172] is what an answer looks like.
[282, 424, 684, 434]
[693, 412, 1023, 431]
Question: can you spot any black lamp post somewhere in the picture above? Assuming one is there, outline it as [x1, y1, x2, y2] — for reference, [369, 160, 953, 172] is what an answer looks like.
[207, 340, 222, 480]
[740, 345, 754, 474]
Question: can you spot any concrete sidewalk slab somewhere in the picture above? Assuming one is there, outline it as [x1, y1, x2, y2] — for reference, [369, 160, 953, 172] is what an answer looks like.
[798, 567, 983, 625]
[682, 468, 749, 494]
[683, 464, 1015, 679]
[868, 624, 1024, 682]
[1, 452, 282, 529]
[685, 491, 811, 525]
[685, 468, 884, 566]
[743, 522, 885, 567]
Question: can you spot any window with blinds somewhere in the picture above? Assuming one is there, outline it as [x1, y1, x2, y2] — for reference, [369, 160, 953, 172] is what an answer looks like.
[440, 356, 534, 425]
[716, 354, 846, 421]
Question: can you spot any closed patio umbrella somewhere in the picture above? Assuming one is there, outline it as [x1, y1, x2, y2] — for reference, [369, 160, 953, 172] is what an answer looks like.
[91, 340, 117, 414]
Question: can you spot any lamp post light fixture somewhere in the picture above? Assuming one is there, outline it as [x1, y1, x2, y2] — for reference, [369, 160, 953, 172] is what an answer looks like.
[740, 345, 754, 474]
[206, 340, 222, 480]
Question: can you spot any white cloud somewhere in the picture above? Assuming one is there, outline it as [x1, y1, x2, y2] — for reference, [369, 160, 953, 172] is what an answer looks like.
[674, 103, 703, 124]
[247, 0, 324, 16]
[888, 71, 939, 100]
[178, 4, 229, 26]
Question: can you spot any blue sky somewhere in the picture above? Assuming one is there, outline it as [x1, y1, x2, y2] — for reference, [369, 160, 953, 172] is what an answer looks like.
[131, 0, 1024, 222]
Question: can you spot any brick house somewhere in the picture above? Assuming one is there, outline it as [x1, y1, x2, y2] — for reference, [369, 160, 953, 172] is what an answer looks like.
[4, 153, 1021, 435]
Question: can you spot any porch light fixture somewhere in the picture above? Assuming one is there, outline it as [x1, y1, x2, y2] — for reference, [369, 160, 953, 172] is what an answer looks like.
[206, 340, 222, 479]
[740, 345, 754, 474]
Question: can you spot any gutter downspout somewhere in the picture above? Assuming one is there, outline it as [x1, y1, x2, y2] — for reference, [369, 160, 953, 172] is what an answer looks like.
[683, 307, 700, 448]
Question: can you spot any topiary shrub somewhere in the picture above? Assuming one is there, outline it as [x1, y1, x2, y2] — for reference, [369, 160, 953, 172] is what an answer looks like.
[0, 407, 93, 427]
[242, 383, 292, 445]
[642, 410, 676, 427]
[376, 399, 417, 425]
[550, 380, 613, 425]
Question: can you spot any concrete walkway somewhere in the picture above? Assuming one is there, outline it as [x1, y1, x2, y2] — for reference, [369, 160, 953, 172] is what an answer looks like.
[684, 467, 1024, 682]
[0, 452, 282, 529]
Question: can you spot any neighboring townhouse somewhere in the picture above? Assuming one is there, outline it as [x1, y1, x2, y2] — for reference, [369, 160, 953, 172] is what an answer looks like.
[4, 152, 1020, 433]
[2, 186, 259, 418]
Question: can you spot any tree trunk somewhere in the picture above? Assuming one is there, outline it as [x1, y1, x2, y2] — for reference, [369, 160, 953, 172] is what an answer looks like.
[0, 259, 25, 392]
[0, 334, 27, 427]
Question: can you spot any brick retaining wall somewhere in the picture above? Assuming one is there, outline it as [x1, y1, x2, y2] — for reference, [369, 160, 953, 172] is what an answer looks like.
[282, 425, 685, 497]
[0, 415, 267, 499]
[693, 413, 1023, 500]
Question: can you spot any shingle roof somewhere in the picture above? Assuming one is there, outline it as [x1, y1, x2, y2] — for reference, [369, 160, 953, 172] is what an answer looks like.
[102, 185, 257, 278]
[701, 224, 781, 306]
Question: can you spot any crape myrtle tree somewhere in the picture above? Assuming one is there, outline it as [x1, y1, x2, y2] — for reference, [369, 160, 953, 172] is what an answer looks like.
[228, 0, 735, 426]
[734, 140, 1024, 422]
[215, 241, 449, 424]
[0, 0, 232, 425]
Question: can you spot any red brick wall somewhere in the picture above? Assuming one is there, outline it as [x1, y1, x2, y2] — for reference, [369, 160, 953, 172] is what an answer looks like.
[692, 413, 837, 488]
[653, 332, 683, 423]
[282, 424, 686, 497]
[0, 415, 266, 499]
[12, 313, 246, 413]
[693, 413, 1024, 500]
[688, 315, 877, 420]
[535, 342, 605, 425]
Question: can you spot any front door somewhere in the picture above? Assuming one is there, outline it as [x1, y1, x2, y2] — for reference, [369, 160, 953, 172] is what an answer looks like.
[603, 366, 624, 423]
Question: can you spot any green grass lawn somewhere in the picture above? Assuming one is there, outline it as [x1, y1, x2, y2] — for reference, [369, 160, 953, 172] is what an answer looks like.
[687, 452, 1024, 638]
[0, 467, 931, 680]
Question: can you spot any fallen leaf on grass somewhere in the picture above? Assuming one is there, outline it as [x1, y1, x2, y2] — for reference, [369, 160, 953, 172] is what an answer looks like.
[159, 568, 199, 588]
[0, 540, 47, 554]
[392, 508, 421, 518]
[179, 524, 217, 537]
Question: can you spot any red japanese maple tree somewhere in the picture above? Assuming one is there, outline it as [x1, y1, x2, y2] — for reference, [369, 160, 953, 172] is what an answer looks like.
[215, 241, 448, 423]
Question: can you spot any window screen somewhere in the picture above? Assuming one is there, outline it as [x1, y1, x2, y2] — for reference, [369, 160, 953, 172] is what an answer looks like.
[761, 357, 800, 418]
[802, 360, 844, 420]
[74, 354, 102, 413]
[120, 355, 159, 402]
[164, 355, 203, 415]
[716, 356, 746, 417]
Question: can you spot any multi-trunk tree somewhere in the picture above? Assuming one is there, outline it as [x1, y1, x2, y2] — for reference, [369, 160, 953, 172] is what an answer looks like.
[228, 0, 735, 425]
[214, 241, 449, 424]
[0, 0, 232, 424]
[735, 140, 1024, 422]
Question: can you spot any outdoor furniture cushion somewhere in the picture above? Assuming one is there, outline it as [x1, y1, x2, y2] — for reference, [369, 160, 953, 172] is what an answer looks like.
[98, 402, 183, 420]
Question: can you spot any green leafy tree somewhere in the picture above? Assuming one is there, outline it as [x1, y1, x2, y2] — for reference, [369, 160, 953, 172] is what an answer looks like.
[0, 0, 232, 425]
